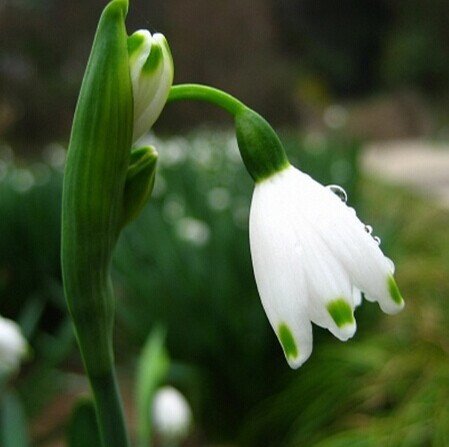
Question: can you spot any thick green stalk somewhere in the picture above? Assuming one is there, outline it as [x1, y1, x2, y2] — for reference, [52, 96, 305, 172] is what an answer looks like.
[61, 1, 132, 446]
[90, 371, 129, 447]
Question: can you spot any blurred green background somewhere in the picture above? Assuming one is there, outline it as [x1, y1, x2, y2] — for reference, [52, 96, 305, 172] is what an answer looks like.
[1, 1, 449, 446]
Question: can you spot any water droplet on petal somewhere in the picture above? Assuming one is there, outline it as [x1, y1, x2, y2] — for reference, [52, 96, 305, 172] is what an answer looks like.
[327, 184, 347, 203]
[373, 236, 381, 245]
[365, 225, 373, 234]
[386, 257, 395, 274]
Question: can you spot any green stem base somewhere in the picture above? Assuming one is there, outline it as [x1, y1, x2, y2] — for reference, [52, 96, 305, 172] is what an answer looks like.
[90, 369, 130, 447]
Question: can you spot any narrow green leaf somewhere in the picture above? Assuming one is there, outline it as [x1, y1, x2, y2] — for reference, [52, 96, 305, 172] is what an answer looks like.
[136, 325, 170, 447]
[67, 398, 101, 447]
[0, 391, 30, 447]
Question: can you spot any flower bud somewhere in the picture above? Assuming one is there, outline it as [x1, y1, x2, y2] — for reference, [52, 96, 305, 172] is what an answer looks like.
[0, 315, 28, 376]
[152, 386, 192, 443]
[128, 30, 174, 142]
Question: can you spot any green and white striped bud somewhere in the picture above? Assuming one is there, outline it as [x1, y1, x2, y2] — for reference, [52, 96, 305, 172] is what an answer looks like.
[128, 30, 174, 142]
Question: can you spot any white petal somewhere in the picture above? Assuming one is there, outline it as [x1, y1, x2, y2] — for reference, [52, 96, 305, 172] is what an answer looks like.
[250, 180, 312, 368]
[128, 30, 153, 88]
[299, 228, 357, 341]
[287, 167, 403, 315]
[352, 286, 363, 307]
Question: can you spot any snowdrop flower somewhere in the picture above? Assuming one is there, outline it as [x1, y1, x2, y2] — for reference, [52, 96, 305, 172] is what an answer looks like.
[128, 30, 174, 142]
[0, 315, 28, 375]
[235, 107, 404, 369]
[152, 386, 192, 442]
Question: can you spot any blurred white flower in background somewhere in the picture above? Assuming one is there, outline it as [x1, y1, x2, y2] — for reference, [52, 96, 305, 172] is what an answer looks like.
[159, 139, 188, 167]
[152, 386, 192, 443]
[163, 194, 186, 222]
[323, 104, 348, 129]
[0, 315, 28, 376]
[10, 168, 35, 193]
[207, 187, 231, 211]
[176, 217, 210, 246]
[43, 143, 67, 170]
[190, 142, 215, 170]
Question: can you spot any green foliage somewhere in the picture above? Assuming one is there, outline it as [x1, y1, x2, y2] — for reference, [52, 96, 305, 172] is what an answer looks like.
[11, 131, 433, 447]
[135, 326, 170, 447]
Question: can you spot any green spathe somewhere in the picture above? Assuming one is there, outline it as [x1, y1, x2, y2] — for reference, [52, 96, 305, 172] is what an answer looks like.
[61, 1, 133, 446]
[327, 298, 355, 328]
[278, 323, 298, 361]
[61, 0, 132, 377]
[235, 108, 290, 182]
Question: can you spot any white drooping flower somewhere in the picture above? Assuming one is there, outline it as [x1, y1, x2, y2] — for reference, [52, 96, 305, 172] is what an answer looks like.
[128, 30, 174, 142]
[152, 386, 192, 442]
[0, 315, 28, 375]
[249, 165, 404, 369]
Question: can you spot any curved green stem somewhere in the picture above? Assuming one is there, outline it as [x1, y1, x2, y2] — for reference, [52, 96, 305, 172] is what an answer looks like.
[168, 84, 246, 116]
[168, 83, 289, 182]
[90, 369, 130, 447]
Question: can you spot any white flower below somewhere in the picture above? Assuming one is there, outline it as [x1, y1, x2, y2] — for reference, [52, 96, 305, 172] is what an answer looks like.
[249, 165, 404, 369]
[128, 30, 174, 142]
[152, 386, 192, 442]
[0, 315, 28, 375]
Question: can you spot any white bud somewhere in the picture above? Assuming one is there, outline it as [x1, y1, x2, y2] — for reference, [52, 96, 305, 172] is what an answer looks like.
[128, 30, 174, 142]
[152, 386, 192, 442]
[0, 315, 28, 375]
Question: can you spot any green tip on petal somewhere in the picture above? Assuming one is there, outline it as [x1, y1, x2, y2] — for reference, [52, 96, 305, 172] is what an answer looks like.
[388, 275, 404, 305]
[128, 32, 146, 56]
[159, 35, 173, 61]
[327, 298, 355, 328]
[278, 323, 298, 361]
[143, 43, 163, 74]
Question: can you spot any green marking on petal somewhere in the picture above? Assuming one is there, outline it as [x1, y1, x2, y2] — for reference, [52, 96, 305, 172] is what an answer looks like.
[327, 298, 355, 328]
[128, 32, 146, 56]
[278, 323, 298, 360]
[142, 43, 162, 74]
[388, 275, 404, 305]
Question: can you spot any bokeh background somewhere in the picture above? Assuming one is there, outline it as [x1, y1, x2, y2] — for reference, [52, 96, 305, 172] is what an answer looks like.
[1, 0, 449, 446]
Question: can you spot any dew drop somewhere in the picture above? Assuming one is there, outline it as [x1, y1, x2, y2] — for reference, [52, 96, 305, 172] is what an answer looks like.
[327, 184, 347, 203]
[373, 236, 381, 245]
[364, 225, 373, 234]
